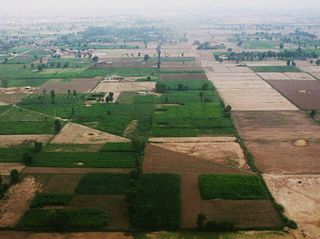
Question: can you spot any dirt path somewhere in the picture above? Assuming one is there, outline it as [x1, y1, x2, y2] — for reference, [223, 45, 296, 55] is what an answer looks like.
[0, 177, 41, 227]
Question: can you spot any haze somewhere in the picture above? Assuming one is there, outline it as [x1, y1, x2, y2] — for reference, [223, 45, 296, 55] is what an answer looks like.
[1, 0, 320, 17]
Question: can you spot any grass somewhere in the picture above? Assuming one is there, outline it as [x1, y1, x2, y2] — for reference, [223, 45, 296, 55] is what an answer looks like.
[132, 173, 181, 230]
[199, 174, 268, 200]
[18, 208, 107, 230]
[0, 147, 31, 162]
[117, 92, 138, 104]
[99, 142, 136, 152]
[242, 40, 275, 49]
[157, 80, 214, 91]
[79, 67, 157, 78]
[75, 173, 130, 195]
[31, 151, 138, 168]
[250, 65, 301, 72]
[30, 193, 72, 208]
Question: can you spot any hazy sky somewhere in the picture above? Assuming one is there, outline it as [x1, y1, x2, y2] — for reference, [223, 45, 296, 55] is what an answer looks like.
[1, 0, 320, 16]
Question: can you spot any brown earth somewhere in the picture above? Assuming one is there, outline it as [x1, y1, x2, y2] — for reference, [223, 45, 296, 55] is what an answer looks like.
[0, 232, 133, 239]
[51, 123, 129, 144]
[0, 177, 41, 227]
[266, 80, 320, 110]
[0, 163, 25, 176]
[0, 134, 53, 147]
[181, 174, 283, 229]
[67, 195, 129, 230]
[159, 73, 207, 80]
[39, 78, 100, 93]
[233, 111, 320, 174]
[264, 174, 320, 239]
[0, 93, 27, 104]
[143, 144, 253, 175]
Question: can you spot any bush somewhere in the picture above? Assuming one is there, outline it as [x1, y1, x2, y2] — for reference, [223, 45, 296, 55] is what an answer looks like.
[131, 174, 181, 230]
[197, 213, 206, 229]
[10, 169, 19, 183]
[30, 193, 72, 208]
[18, 208, 107, 230]
[54, 119, 62, 134]
[34, 141, 43, 153]
[199, 174, 268, 200]
[206, 221, 235, 231]
[22, 153, 33, 165]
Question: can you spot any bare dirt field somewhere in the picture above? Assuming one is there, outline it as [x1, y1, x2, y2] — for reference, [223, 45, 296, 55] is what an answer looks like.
[0, 177, 41, 227]
[25, 174, 82, 194]
[0, 163, 25, 176]
[51, 123, 129, 144]
[258, 73, 291, 81]
[264, 174, 320, 239]
[0, 93, 27, 104]
[284, 72, 317, 81]
[39, 78, 100, 93]
[0, 232, 133, 239]
[143, 144, 253, 175]
[0, 134, 53, 147]
[233, 111, 320, 174]
[153, 141, 249, 170]
[159, 73, 207, 80]
[181, 174, 283, 229]
[67, 195, 129, 230]
[206, 72, 297, 111]
[93, 81, 155, 93]
[266, 80, 320, 110]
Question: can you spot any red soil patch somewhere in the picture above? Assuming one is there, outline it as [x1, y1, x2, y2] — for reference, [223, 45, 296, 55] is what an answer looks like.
[267, 80, 320, 110]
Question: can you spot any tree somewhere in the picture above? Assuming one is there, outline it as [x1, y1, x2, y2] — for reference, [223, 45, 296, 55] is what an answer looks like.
[201, 83, 209, 90]
[106, 92, 114, 103]
[22, 153, 33, 165]
[34, 141, 43, 153]
[31, 63, 35, 68]
[67, 89, 71, 98]
[54, 119, 62, 134]
[309, 110, 316, 119]
[50, 90, 56, 104]
[42, 89, 47, 97]
[199, 92, 204, 101]
[73, 90, 77, 97]
[143, 54, 150, 62]
[197, 213, 206, 230]
[91, 56, 99, 63]
[10, 169, 19, 184]
[280, 42, 284, 49]
[316, 59, 320, 66]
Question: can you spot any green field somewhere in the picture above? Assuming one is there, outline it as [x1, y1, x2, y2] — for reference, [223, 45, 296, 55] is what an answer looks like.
[250, 65, 301, 72]
[132, 174, 181, 230]
[0, 147, 31, 162]
[18, 208, 107, 230]
[199, 174, 268, 200]
[242, 40, 275, 49]
[75, 173, 130, 194]
[30, 193, 72, 208]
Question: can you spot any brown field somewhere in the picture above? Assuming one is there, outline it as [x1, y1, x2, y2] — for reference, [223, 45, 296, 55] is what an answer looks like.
[258, 72, 291, 81]
[93, 81, 155, 93]
[264, 174, 320, 239]
[284, 72, 317, 81]
[0, 163, 25, 176]
[181, 174, 282, 229]
[51, 123, 129, 144]
[25, 174, 82, 194]
[143, 144, 252, 174]
[39, 78, 100, 93]
[0, 134, 53, 147]
[267, 80, 320, 110]
[67, 195, 129, 230]
[0, 177, 41, 227]
[0, 232, 133, 239]
[206, 72, 297, 111]
[159, 73, 207, 80]
[0, 93, 27, 104]
[233, 111, 320, 174]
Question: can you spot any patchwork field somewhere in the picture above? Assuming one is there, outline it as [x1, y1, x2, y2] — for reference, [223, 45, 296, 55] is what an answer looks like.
[39, 78, 100, 93]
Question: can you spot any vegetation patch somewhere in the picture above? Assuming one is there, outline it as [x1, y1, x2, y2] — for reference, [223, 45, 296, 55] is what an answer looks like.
[250, 66, 301, 73]
[199, 174, 268, 200]
[30, 193, 72, 208]
[75, 173, 130, 195]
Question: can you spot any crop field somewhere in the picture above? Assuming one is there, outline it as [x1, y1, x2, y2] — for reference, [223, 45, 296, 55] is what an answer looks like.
[39, 78, 100, 93]
[250, 66, 301, 72]
[241, 40, 276, 49]
[199, 174, 268, 200]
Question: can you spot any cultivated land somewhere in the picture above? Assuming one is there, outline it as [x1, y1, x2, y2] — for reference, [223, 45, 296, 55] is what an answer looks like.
[1, 14, 320, 239]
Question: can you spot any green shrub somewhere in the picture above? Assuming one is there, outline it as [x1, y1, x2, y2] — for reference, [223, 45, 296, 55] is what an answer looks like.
[75, 173, 130, 195]
[18, 208, 107, 230]
[10, 169, 19, 184]
[22, 153, 33, 165]
[131, 173, 181, 230]
[30, 193, 72, 208]
[199, 174, 268, 200]
[34, 141, 43, 153]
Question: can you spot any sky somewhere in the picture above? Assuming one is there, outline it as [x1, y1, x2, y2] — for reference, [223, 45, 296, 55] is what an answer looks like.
[1, 0, 320, 16]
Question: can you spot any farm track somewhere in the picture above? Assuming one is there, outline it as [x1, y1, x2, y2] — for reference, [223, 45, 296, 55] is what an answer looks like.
[195, 47, 320, 238]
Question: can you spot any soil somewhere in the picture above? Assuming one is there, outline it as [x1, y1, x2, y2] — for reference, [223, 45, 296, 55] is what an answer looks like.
[93, 81, 155, 93]
[0, 93, 27, 104]
[39, 78, 100, 93]
[0, 134, 53, 147]
[264, 174, 320, 239]
[266, 80, 320, 110]
[0, 177, 41, 227]
[0, 163, 25, 176]
[258, 72, 291, 80]
[51, 123, 129, 144]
